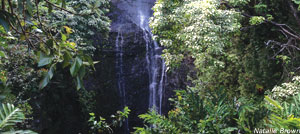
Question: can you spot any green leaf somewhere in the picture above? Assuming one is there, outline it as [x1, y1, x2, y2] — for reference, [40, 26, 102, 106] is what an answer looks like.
[2, 130, 38, 134]
[26, 0, 33, 15]
[0, 11, 14, 31]
[0, 51, 7, 58]
[45, 39, 55, 48]
[48, 3, 53, 13]
[61, 33, 67, 41]
[56, 0, 62, 4]
[70, 57, 82, 77]
[78, 65, 86, 79]
[17, 0, 24, 14]
[75, 76, 84, 90]
[0, 103, 25, 129]
[62, 0, 66, 8]
[0, 16, 9, 32]
[265, 96, 283, 110]
[38, 52, 53, 67]
[62, 51, 72, 68]
[39, 65, 55, 89]
[293, 0, 300, 4]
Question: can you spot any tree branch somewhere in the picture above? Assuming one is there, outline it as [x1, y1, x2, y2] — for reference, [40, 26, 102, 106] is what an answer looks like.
[44, 0, 93, 16]
[221, 1, 300, 41]
[44, 0, 76, 14]
[7, 0, 13, 14]
[1, 0, 5, 10]
[288, 0, 300, 28]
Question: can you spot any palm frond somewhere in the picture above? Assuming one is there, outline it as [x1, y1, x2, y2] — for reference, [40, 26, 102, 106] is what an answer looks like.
[0, 103, 25, 130]
[2, 130, 38, 134]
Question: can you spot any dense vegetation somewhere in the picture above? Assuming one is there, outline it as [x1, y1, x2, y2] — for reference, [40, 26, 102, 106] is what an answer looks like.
[1, 0, 300, 134]
[0, 0, 127, 133]
[135, 0, 300, 133]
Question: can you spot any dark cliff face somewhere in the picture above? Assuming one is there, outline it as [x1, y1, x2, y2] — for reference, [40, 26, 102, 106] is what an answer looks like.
[86, 0, 155, 132]
[86, 0, 190, 133]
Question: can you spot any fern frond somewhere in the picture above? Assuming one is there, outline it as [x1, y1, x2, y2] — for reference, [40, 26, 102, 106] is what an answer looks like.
[0, 103, 25, 130]
[265, 96, 283, 110]
[2, 130, 38, 134]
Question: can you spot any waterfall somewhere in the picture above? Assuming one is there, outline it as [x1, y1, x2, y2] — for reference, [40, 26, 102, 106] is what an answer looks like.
[142, 29, 165, 114]
[112, 0, 166, 132]
[115, 28, 129, 133]
[138, 3, 166, 114]
[159, 60, 166, 114]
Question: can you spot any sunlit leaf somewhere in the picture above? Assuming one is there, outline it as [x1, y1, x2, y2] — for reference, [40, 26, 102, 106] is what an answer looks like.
[0, 51, 7, 58]
[265, 96, 283, 110]
[61, 33, 67, 41]
[63, 26, 73, 34]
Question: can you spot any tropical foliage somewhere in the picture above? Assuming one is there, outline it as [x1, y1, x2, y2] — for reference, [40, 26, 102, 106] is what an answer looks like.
[135, 0, 300, 133]
[1, 0, 300, 133]
[88, 107, 130, 134]
[0, 0, 116, 133]
[0, 103, 36, 133]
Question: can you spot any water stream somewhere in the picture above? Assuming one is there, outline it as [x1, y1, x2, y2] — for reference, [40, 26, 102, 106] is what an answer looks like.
[115, 28, 129, 133]
[136, 0, 166, 115]
[113, 0, 166, 132]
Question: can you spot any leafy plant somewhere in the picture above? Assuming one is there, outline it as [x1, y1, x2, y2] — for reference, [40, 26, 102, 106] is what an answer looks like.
[135, 88, 242, 134]
[36, 27, 96, 90]
[249, 16, 265, 25]
[0, 0, 111, 133]
[88, 113, 113, 134]
[264, 95, 300, 130]
[271, 76, 300, 101]
[0, 103, 36, 134]
[88, 107, 130, 134]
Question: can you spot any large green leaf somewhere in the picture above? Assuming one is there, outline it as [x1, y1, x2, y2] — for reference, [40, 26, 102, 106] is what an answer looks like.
[78, 65, 86, 79]
[0, 51, 6, 58]
[38, 52, 53, 67]
[293, 0, 300, 4]
[39, 65, 55, 89]
[0, 15, 9, 32]
[265, 96, 283, 110]
[70, 57, 82, 77]
[62, 51, 72, 68]
[75, 76, 84, 90]
[0, 10, 15, 32]
[0, 103, 24, 129]
[0, 103, 36, 133]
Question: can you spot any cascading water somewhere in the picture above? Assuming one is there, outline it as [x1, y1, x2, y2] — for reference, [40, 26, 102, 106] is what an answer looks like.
[158, 59, 166, 114]
[142, 29, 166, 114]
[115, 28, 129, 133]
[137, 0, 166, 114]
[112, 0, 166, 132]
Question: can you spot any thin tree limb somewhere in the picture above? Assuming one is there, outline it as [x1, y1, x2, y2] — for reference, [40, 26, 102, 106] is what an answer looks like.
[288, 0, 300, 28]
[1, 0, 5, 10]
